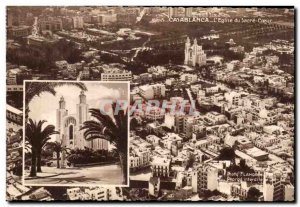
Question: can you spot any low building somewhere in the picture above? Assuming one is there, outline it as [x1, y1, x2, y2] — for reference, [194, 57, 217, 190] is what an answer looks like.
[7, 104, 22, 126]
[204, 112, 227, 125]
[245, 147, 269, 161]
[7, 26, 31, 38]
[39, 17, 62, 32]
[139, 84, 166, 100]
[101, 68, 132, 81]
[145, 106, 164, 121]
[180, 73, 197, 83]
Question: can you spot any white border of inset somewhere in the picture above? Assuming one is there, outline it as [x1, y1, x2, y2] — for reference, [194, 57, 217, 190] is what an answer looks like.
[22, 80, 130, 187]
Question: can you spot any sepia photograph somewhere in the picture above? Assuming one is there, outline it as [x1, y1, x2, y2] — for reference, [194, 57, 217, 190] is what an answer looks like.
[6, 6, 295, 202]
[23, 81, 129, 187]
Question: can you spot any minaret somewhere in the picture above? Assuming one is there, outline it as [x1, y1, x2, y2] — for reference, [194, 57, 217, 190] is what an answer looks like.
[184, 37, 191, 65]
[56, 96, 68, 142]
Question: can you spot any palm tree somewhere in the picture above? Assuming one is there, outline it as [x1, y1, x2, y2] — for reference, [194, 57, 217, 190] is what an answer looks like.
[47, 141, 69, 168]
[80, 102, 128, 184]
[26, 119, 59, 176]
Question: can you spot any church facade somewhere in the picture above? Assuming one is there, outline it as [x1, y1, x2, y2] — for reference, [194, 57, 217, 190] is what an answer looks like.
[56, 91, 109, 152]
[184, 37, 207, 67]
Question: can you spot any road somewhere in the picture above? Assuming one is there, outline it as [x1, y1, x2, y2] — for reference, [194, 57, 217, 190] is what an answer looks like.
[24, 164, 123, 185]
[131, 37, 150, 61]
[136, 8, 146, 23]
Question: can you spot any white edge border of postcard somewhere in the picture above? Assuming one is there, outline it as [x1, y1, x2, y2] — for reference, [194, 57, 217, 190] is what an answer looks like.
[22, 80, 130, 187]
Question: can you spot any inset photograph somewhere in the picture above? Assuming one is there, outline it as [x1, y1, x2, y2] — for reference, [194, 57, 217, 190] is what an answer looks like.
[23, 81, 129, 187]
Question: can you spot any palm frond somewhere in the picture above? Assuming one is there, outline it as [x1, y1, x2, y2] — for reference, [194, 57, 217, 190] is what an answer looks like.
[25, 82, 87, 105]
[88, 108, 117, 131]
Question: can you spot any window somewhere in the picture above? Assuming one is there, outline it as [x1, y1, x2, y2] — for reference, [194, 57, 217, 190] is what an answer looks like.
[69, 125, 73, 140]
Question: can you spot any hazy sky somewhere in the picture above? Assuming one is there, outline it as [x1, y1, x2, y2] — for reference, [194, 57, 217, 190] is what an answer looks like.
[28, 82, 129, 142]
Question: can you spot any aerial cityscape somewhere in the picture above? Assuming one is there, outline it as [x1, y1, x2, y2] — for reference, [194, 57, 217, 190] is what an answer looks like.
[6, 6, 294, 202]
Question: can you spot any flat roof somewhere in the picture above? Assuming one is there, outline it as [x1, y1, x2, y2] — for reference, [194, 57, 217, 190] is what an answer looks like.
[246, 147, 268, 158]
[6, 104, 22, 115]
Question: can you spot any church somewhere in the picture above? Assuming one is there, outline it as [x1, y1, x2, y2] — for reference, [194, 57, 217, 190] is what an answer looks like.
[184, 37, 207, 67]
[56, 91, 109, 151]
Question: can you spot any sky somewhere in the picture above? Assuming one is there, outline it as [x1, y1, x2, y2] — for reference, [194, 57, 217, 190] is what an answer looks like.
[28, 82, 129, 143]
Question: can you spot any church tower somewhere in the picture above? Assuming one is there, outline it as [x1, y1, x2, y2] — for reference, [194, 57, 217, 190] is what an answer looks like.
[193, 38, 198, 48]
[56, 96, 68, 142]
[77, 91, 89, 126]
[184, 37, 191, 65]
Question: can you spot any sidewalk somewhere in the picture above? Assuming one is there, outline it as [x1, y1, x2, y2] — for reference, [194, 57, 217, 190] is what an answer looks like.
[24, 164, 123, 185]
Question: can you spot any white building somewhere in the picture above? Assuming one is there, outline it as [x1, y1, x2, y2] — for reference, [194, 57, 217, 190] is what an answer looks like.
[184, 37, 206, 67]
[197, 164, 218, 194]
[263, 170, 294, 201]
[7, 104, 23, 126]
[146, 135, 161, 146]
[139, 84, 166, 100]
[205, 112, 227, 125]
[84, 187, 109, 200]
[145, 106, 164, 121]
[101, 68, 132, 81]
[180, 73, 198, 83]
[130, 136, 151, 172]
[67, 188, 81, 200]
[151, 156, 171, 178]
[164, 113, 175, 129]
[56, 91, 108, 167]
[224, 91, 241, 106]
[7, 68, 21, 85]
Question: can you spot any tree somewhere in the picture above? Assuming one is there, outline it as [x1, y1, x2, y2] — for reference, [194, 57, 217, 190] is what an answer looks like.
[47, 141, 69, 168]
[81, 102, 128, 184]
[26, 119, 59, 176]
[217, 147, 236, 161]
[130, 117, 139, 129]
[246, 187, 262, 201]
[185, 153, 195, 170]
